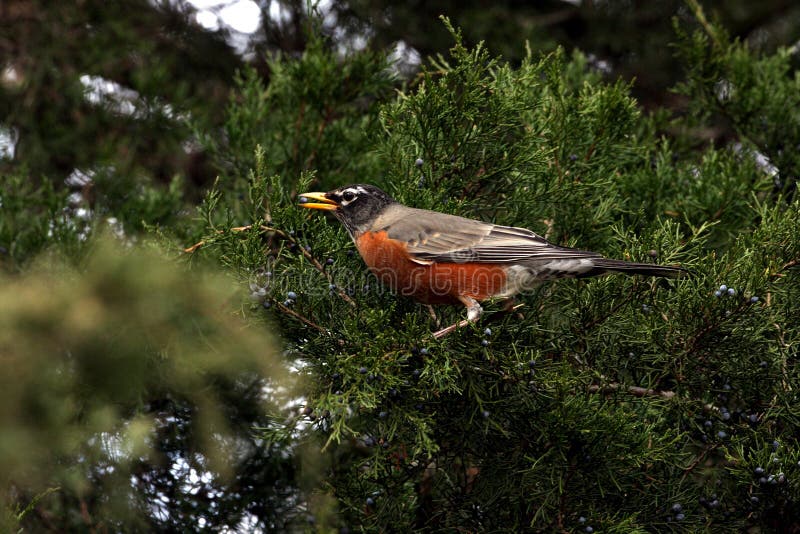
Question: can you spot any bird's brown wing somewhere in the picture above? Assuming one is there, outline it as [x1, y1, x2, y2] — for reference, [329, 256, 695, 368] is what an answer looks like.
[376, 207, 601, 265]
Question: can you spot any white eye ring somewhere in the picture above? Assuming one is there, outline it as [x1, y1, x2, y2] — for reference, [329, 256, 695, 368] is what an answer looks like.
[342, 190, 356, 202]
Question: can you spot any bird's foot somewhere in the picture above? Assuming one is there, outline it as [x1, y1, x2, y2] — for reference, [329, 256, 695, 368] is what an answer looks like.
[431, 296, 482, 339]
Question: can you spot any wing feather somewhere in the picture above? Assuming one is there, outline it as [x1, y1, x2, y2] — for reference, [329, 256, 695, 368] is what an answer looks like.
[374, 207, 600, 265]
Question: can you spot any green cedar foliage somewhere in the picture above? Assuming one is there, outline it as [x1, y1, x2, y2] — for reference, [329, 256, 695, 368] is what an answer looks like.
[674, 1, 800, 198]
[196, 30, 394, 202]
[185, 19, 799, 532]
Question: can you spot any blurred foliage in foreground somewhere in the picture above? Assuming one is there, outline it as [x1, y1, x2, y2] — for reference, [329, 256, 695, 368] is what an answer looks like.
[0, 238, 311, 531]
[2, 5, 800, 533]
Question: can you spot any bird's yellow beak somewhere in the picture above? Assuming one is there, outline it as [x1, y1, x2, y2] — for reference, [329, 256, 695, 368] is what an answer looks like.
[298, 192, 338, 211]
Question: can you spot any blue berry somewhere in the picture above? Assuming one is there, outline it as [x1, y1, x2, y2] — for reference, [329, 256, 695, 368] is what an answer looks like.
[528, 360, 536, 368]
[378, 411, 388, 419]
[750, 296, 759, 303]
[481, 410, 490, 419]
[717, 431, 727, 439]
[420, 348, 429, 356]
[585, 527, 594, 533]
[727, 287, 736, 296]
[714, 290, 722, 297]
[298, 197, 309, 204]
[772, 440, 780, 450]
[749, 414, 759, 423]
[283, 299, 293, 306]
[750, 496, 759, 504]
[412, 369, 421, 379]
[569, 154, 578, 161]
[708, 499, 719, 509]
[481, 339, 489, 347]
[415, 158, 424, 167]
[262, 301, 272, 309]
[759, 360, 768, 368]
[719, 284, 727, 292]
[675, 513, 685, 521]
[755, 467, 767, 477]
[326, 257, 334, 265]
[366, 497, 375, 507]
[358, 367, 368, 374]
[671, 503, 683, 512]
[704, 420, 713, 429]
[484, 327, 492, 336]
[287, 291, 297, 300]
[578, 516, 586, 524]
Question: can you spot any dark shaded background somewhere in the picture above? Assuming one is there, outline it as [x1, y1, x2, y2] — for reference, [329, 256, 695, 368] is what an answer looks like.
[3, 0, 799, 188]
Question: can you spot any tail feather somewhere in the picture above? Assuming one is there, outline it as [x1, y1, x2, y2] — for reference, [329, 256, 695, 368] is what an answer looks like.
[589, 258, 688, 278]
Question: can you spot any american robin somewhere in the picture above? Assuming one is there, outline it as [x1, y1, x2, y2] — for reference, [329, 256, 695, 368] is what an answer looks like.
[300, 184, 685, 337]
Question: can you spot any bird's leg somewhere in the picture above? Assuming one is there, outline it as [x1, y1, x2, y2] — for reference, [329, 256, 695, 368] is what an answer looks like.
[432, 296, 482, 339]
[426, 305, 441, 328]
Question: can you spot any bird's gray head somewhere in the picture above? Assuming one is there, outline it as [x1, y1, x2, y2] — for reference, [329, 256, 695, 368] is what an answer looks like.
[298, 184, 397, 237]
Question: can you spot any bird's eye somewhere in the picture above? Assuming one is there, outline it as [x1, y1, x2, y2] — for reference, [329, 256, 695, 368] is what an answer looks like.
[342, 190, 356, 202]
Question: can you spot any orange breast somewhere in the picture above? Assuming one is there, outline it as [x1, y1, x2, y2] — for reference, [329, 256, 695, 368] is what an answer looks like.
[355, 231, 508, 304]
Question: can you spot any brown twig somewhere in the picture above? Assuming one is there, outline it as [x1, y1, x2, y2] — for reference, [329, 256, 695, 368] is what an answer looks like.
[274, 300, 326, 333]
[587, 382, 676, 399]
[582, 291, 635, 331]
[183, 239, 208, 253]
[685, 297, 753, 356]
[680, 443, 720, 483]
[779, 258, 799, 273]
[184, 224, 356, 306]
[79, 498, 93, 530]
